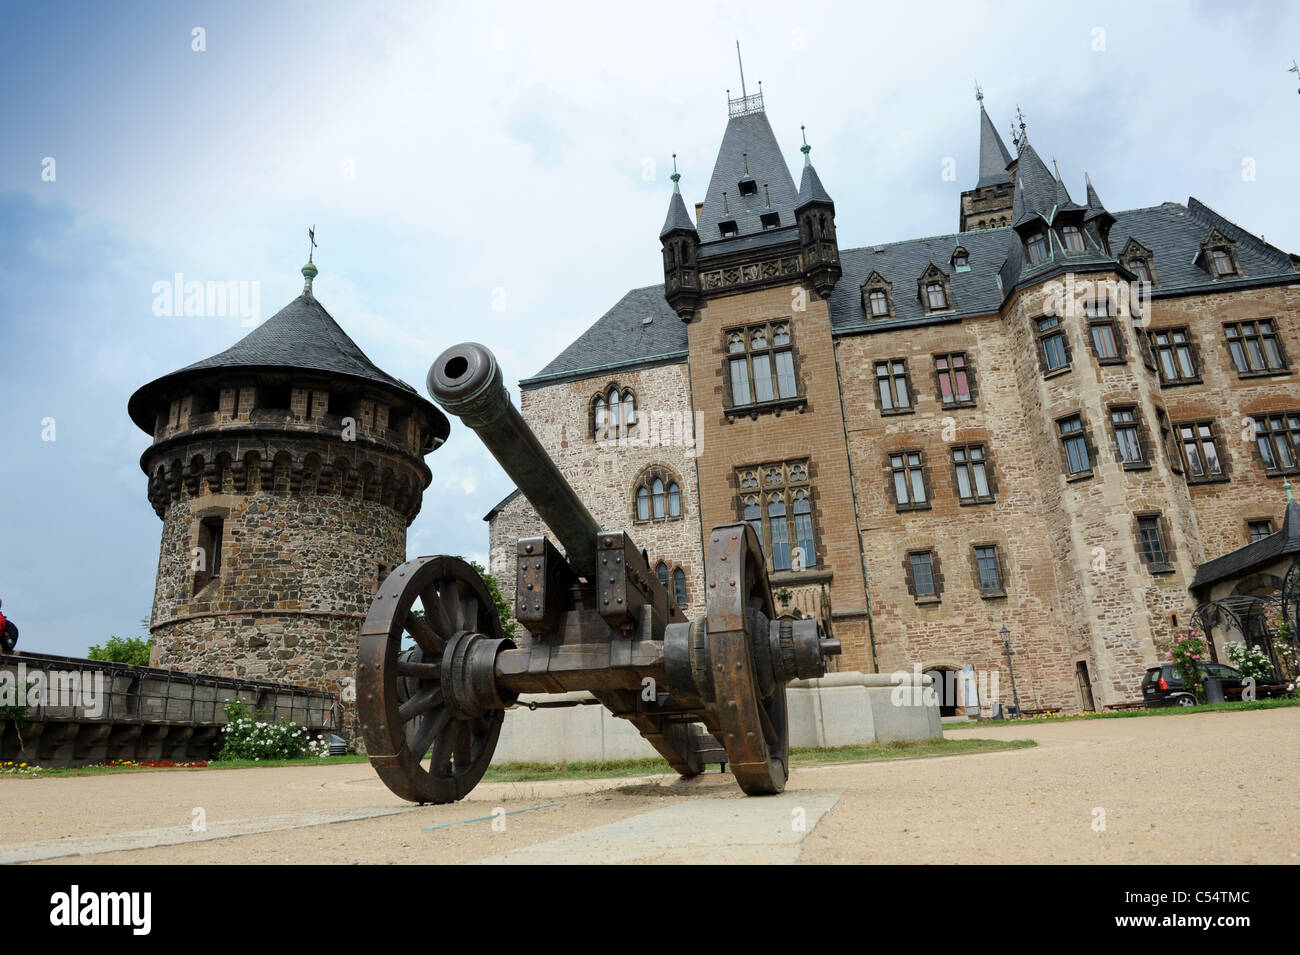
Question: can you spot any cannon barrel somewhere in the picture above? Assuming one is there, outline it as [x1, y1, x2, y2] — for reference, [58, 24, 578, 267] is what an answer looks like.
[428, 342, 603, 581]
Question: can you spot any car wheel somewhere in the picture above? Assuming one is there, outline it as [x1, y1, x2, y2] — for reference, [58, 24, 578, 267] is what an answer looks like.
[1176, 694, 1197, 707]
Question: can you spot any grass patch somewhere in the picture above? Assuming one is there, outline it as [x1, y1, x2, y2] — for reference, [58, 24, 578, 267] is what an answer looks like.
[942, 695, 1300, 729]
[481, 737, 1034, 783]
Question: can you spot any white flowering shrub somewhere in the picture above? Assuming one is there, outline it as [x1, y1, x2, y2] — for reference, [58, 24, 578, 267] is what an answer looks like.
[1224, 641, 1274, 682]
[217, 699, 330, 761]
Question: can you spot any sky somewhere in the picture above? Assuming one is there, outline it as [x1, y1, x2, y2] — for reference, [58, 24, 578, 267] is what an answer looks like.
[2, 0, 1298, 657]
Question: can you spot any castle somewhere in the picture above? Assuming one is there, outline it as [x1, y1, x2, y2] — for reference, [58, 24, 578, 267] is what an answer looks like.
[486, 86, 1300, 713]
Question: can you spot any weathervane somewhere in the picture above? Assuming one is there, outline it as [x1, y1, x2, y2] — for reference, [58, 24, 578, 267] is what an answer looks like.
[308, 224, 317, 264]
[975, 80, 983, 106]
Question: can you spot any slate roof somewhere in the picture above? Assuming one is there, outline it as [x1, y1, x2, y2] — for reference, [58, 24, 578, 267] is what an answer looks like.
[1191, 501, 1300, 589]
[796, 162, 833, 208]
[128, 291, 447, 436]
[695, 110, 800, 256]
[660, 190, 697, 238]
[976, 106, 1013, 187]
[523, 201, 1297, 386]
[1011, 143, 1081, 228]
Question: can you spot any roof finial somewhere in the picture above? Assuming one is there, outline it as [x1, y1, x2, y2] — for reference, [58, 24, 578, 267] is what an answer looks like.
[742, 151, 749, 174]
[302, 224, 318, 295]
[975, 80, 984, 106]
[1286, 479, 1294, 503]
[800, 124, 811, 166]
[1016, 104, 1028, 145]
[1052, 157, 1062, 181]
[736, 40, 747, 101]
[671, 153, 681, 194]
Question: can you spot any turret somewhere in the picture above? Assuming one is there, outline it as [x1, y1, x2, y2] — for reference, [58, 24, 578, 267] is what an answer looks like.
[660, 154, 701, 319]
[794, 127, 841, 299]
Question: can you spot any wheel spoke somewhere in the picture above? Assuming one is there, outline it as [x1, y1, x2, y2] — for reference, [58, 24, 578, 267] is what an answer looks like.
[410, 708, 450, 758]
[404, 612, 445, 655]
[398, 685, 443, 723]
[448, 580, 467, 632]
[422, 583, 457, 636]
[453, 720, 473, 768]
[459, 580, 479, 633]
[395, 658, 440, 680]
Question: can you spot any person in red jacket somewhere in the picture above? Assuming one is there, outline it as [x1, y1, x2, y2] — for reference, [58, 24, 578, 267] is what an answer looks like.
[0, 599, 17, 653]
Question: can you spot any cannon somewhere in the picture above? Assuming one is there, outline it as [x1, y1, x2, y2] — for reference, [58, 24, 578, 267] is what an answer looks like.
[356, 342, 840, 802]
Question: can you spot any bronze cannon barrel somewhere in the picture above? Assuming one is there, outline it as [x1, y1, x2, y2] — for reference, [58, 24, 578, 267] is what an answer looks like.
[427, 342, 603, 581]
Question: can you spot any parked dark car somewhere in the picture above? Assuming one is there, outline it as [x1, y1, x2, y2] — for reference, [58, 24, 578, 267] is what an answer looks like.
[1141, 663, 1289, 707]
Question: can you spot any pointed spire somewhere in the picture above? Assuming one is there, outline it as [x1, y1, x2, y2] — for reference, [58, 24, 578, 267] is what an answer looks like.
[660, 157, 697, 238]
[801, 124, 811, 166]
[976, 102, 1014, 186]
[302, 225, 318, 295]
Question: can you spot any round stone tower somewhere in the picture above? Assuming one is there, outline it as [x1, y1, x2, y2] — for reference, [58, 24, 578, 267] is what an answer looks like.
[127, 260, 448, 703]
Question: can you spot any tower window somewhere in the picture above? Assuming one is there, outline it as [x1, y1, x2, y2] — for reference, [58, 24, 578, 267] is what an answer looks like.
[673, 567, 687, 606]
[934, 353, 973, 405]
[1026, 232, 1050, 264]
[1136, 515, 1172, 572]
[734, 460, 818, 572]
[1061, 225, 1086, 253]
[1151, 328, 1198, 384]
[1253, 413, 1300, 475]
[1178, 421, 1225, 481]
[973, 545, 1005, 595]
[1058, 415, 1093, 476]
[1110, 407, 1148, 468]
[738, 178, 758, 196]
[905, 550, 940, 601]
[1036, 316, 1071, 373]
[194, 515, 224, 595]
[952, 445, 993, 503]
[1248, 519, 1275, 542]
[890, 451, 930, 511]
[725, 322, 797, 408]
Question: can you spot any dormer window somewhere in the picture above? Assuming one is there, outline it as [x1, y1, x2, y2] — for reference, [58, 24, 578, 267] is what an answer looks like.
[1061, 225, 1086, 253]
[861, 271, 894, 318]
[1120, 238, 1157, 286]
[952, 248, 970, 272]
[1199, 228, 1240, 278]
[738, 178, 758, 196]
[917, 264, 952, 314]
[1129, 258, 1151, 282]
[760, 212, 780, 230]
[719, 220, 739, 238]
[1026, 232, 1050, 264]
[926, 283, 948, 310]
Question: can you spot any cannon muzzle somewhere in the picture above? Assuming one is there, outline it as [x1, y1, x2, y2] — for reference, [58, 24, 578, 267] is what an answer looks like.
[428, 343, 603, 581]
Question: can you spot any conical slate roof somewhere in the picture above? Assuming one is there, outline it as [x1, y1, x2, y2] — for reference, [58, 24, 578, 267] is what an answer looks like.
[975, 106, 1014, 187]
[796, 162, 833, 209]
[1011, 143, 1070, 228]
[128, 289, 447, 437]
[660, 189, 698, 238]
[1084, 173, 1112, 223]
[695, 109, 799, 249]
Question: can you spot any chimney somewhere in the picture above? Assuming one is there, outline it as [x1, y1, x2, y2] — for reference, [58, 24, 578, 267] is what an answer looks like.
[694, 202, 703, 224]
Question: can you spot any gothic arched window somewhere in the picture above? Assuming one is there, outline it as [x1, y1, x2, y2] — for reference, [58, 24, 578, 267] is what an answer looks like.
[633, 466, 683, 523]
[673, 567, 687, 606]
[591, 383, 636, 438]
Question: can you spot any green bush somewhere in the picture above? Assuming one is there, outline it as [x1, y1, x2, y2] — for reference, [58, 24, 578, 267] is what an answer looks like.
[1224, 641, 1274, 682]
[216, 699, 328, 761]
[87, 635, 152, 667]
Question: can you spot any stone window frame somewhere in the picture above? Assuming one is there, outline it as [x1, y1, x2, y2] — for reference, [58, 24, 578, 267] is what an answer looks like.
[861, 270, 894, 319]
[590, 382, 637, 439]
[1149, 326, 1202, 387]
[1246, 518, 1275, 543]
[654, 560, 690, 608]
[873, 357, 915, 416]
[1133, 510, 1175, 575]
[917, 263, 953, 314]
[190, 504, 230, 597]
[903, 548, 943, 604]
[951, 443, 997, 505]
[1108, 404, 1152, 471]
[735, 459, 822, 574]
[933, 351, 977, 408]
[1223, 318, 1290, 378]
[888, 449, 933, 513]
[633, 464, 684, 524]
[1198, 228, 1241, 279]
[1154, 406, 1184, 476]
[1174, 418, 1231, 484]
[1056, 412, 1098, 481]
[721, 318, 806, 418]
[969, 542, 1009, 598]
[1085, 293, 1127, 366]
[1120, 238, 1159, 287]
[1035, 314, 1073, 377]
[1251, 411, 1300, 477]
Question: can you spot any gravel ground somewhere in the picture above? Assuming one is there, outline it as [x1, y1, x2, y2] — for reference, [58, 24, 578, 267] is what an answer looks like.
[1, 707, 1295, 864]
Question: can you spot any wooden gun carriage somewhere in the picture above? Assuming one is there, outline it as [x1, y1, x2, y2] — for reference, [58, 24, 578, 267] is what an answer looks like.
[356, 343, 839, 803]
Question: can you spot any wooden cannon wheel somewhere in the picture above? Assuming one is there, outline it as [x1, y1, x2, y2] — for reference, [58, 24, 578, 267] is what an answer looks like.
[357, 556, 508, 804]
[704, 523, 790, 795]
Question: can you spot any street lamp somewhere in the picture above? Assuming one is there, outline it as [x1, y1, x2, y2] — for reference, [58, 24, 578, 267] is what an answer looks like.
[1001, 625, 1023, 718]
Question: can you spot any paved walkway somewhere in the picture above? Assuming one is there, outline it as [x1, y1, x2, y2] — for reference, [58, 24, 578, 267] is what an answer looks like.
[1, 708, 1295, 864]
